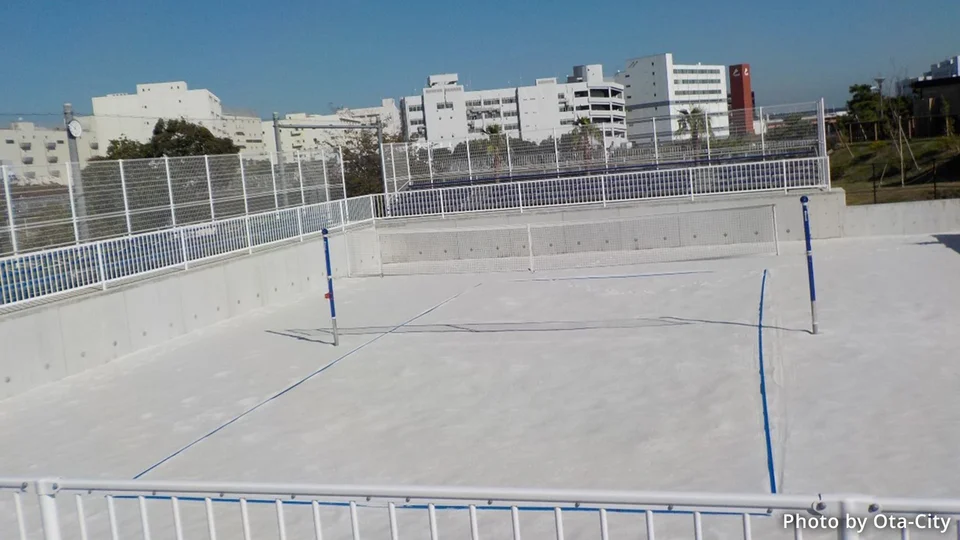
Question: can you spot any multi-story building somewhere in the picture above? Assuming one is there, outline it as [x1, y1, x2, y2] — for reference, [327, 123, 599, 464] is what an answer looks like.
[615, 53, 729, 143]
[400, 65, 627, 144]
[0, 118, 102, 185]
[727, 64, 755, 135]
[261, 99, 401, 156]
[900, 55, 960, 96]
[91, 82, 264, 152]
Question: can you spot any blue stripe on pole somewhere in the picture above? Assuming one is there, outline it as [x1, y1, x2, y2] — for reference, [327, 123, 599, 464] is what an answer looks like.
[800, 197, 816, 303]
[322, 228, 336, 319]
[757, 269, 777, 494]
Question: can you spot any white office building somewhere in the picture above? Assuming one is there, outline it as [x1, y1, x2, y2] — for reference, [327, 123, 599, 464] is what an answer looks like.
[1, 119, 102, 185]
[262, 99, 402, 155]
[400, 65, 627, 144]
[91, 82, 265, 153]
[615, 53, 729, 143]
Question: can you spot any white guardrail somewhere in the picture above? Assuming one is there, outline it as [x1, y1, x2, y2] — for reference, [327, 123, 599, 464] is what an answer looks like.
[0, 156, 828, 310]
[1, 477, 957, 540]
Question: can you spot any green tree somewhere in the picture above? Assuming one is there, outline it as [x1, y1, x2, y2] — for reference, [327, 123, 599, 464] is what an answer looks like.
[338, 130, 403, 196]
[99, 118, 239, 160]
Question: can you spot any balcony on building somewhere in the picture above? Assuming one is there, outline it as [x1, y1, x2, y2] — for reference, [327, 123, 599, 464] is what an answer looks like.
[20, 142, 31, 150]
[47, 156, 58, 163]
[22, 156, 34, 164]
[45, 141, 57, 150]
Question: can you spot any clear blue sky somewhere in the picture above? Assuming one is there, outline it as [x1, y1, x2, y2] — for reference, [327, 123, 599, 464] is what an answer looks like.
[4, 0, 957, 121]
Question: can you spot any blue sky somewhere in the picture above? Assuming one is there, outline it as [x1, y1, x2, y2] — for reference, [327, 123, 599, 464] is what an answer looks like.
[4, 0, 957, 122]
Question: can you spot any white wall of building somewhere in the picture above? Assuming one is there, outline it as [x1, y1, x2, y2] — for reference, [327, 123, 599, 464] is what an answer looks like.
[925, 56, 960, 80]
[616, 53, 729, 143]
[401, 65, 626, 144]
[91, 81, 262, 153]
[1, 120, 103, 185]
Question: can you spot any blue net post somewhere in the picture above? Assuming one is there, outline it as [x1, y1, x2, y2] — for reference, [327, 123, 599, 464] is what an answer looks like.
[800, 196, 819, 335]
[321, 228, 339, 346]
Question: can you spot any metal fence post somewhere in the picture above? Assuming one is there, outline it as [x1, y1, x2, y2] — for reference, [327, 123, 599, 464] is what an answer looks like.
[517, 182, 523, 213]
[270, 152, 280, 210]
[602, 131, 609, 172]
[526, 223, 535, 272]
[704, 111, 711, 161]
[65, 164, 80, 244]
[36, 479, 63, 540]
[321, 149, 331, 202]
[427, 144, 434, 185]
[239, 153, 253, 253]
[782, 161, 789, 193]
[180, 228, 190, 270]
[553, 128, 560, 177]
[2, 164, 20, 254]
[204, 155, 215, 221]
[96, 242, 108, 289]
[339, 146, 349, 214]
[296, 151, 305, 206]
[466, 138, 473, 180]
[601, 174, 607, 207]
[118, 159, 132, 235]
[505, 134, 513, 179]
[688, 168, 695, 201]
[652, 117, 660, 166]
[818, 98, 831, 189]
[439, 188, 445, 218]
[390, 145, 398, 192]
[404, 143, 412, 186]
[164, 156, 177, 227]
[758, 106, 766, 155]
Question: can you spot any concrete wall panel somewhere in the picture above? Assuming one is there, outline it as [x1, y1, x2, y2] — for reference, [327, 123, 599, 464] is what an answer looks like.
[179, 266, 230, 333]
[124, 279, 185, 351]
[58, 293, 131, 375]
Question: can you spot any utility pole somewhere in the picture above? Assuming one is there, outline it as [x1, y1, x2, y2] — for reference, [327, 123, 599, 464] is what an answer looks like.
[64, 103, 89, 241]
[874, 77, 885, 137]
[272, 112, 289, 207]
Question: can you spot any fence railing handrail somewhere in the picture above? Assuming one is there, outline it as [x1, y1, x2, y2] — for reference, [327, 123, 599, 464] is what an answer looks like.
[6, 476, 960, 516]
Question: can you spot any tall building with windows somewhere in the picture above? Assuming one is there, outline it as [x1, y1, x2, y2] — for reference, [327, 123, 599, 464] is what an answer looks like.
[400, 65, 626, 144]
[615, 53, 729, 143]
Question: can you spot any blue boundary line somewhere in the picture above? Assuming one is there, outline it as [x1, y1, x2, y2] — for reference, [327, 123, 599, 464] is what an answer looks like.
[757, 269, 777, 494]
[114, 494, 771, 517]
[133, 285, 479, 480]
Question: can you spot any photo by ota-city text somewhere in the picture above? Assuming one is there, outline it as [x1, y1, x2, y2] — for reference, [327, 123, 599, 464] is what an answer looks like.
[784, 513, 952, 534]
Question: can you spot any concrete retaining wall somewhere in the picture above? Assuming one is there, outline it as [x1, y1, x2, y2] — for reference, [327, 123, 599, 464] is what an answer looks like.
[376, 189, 848, 243]
[0, 227, 363, 401]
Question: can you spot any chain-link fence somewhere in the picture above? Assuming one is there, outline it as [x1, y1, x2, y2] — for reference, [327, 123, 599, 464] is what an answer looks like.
[0, 149, 358, 257]
[383, 102, 823, 191]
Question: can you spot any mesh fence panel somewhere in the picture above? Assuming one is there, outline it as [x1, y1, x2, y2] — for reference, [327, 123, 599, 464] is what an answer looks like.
[241, 154, 277, 214]
[371, 205, 776, 276]
[208, 153, 245, 219]
[167, 155, 213, 226]
[118, 158, 172, 234]
[5, 163, 74, 253]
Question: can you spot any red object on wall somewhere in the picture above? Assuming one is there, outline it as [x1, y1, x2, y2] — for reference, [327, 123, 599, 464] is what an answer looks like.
[729, 64, 754, 135]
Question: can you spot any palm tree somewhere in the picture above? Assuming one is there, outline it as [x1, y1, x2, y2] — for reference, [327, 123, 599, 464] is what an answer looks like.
[484, 124, 506, 173]
[675, 107, 711, 147]
[572, 117, 602, 162]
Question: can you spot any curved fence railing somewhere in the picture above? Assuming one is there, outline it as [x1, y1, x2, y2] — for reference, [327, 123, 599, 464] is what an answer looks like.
[0, 156, 827, 310]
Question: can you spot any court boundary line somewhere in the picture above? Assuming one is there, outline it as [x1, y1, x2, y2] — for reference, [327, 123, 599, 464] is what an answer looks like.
[514, 270, 713, 282]
[757, 268, 777, 494]
[133, 283, 480, 480]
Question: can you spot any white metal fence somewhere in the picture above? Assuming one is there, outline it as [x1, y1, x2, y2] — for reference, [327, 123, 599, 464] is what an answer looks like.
[2, 477, 957, 540]
[0, 155, 828, 310]
[0, 149, 352, 258]
[384, 102, 824, 192]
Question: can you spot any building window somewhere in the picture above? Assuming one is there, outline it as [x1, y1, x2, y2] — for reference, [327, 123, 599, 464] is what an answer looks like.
[673, 68, 721, 75]
[558, 93, 565, 99]
[626, 85, 631, 88]
[482, 99, 499, 106]
[464, 100, 481, 107]
[410, 119, 425, 126]
[505, 123, 519, 130]
[675, 79, 722, 85]
[408, 104, 423, 112]
[4, 139, 13, 144]
[560, 119, 575, 125]
[574, 91, 588, 98]
[675, 89, 722, 96]
[504, 110, 518, 117]
[436, 102, 454, 110]
[503, 97, 516, 104]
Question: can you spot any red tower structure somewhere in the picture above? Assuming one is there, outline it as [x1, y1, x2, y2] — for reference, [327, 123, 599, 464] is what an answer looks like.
[728, 64, 754, 135]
